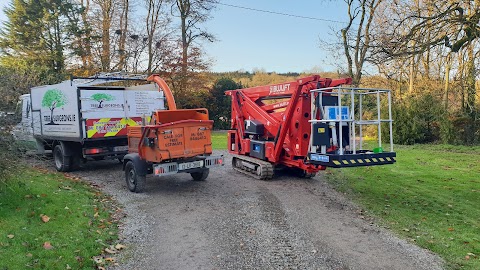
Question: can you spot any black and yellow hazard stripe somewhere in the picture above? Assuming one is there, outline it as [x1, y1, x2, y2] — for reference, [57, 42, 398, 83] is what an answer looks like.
[308, 152, 396, 168]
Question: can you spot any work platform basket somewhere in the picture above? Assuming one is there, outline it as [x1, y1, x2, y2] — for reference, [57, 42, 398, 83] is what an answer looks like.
[307, 86, 396, 168]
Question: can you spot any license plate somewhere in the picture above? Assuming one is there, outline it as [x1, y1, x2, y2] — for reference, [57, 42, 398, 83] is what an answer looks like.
[113, 145, 129, 152]
[178, 160, 204, 171]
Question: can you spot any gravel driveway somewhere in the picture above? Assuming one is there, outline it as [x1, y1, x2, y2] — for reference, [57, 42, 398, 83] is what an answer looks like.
[54, 150, 444, 270]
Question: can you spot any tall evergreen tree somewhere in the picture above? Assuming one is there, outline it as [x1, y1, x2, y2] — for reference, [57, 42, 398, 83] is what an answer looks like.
[0, 0, 82, 73]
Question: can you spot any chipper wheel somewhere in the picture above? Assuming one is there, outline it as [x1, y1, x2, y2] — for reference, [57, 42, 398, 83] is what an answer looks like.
[191, 168, 210, 181]
[125, 161, 146, 193]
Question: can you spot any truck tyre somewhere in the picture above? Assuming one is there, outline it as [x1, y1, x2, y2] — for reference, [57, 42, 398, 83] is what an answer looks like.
[54, 144, 72, 172]
[125, 161, 146, 193]
[191, 168, 209, 181]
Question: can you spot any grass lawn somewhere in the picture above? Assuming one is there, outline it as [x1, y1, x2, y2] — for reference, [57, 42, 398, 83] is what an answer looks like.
[326, 144, 480, 269]
[212, 131, 228, 150]
[0, 167, 119, 269]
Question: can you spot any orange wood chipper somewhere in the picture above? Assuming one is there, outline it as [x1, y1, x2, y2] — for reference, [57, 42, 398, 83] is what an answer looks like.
[122, 74, 224, 192]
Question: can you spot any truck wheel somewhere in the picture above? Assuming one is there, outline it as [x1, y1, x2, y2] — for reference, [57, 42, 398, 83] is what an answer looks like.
[191, 168, 209, 181]
[53, 144, 72, 172]
[125, 161, 146, 193]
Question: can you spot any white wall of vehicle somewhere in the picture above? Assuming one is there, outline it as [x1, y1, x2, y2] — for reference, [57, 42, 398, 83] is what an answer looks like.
[31, 81, 80, 138]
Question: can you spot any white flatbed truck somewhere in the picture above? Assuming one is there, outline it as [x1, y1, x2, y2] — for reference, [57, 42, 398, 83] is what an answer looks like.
[15, 73, 165, 172]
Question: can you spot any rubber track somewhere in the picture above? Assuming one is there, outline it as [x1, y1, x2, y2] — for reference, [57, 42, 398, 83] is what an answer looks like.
[232, 155, 274, 180]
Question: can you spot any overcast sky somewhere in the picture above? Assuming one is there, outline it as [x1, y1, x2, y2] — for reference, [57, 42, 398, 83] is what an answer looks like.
[0, 0, 350, 73]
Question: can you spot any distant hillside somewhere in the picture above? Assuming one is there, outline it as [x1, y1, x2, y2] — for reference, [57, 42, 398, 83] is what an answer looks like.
[209, 71, 348, 88]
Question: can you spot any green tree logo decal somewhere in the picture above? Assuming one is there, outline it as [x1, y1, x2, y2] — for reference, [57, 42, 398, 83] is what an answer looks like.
[42, 89, 67, 125]
[91, 93, 114, 108]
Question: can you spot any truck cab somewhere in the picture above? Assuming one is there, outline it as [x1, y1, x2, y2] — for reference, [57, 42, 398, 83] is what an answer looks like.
[12, 94, 34, 142]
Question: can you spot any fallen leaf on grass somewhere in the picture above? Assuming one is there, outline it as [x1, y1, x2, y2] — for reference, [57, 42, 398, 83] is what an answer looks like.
[40, 214, 50, 223]
[7, 234, 14, 239]
[105, 247, 117, 254]
[43, 242, 53, 250]
[115, 244, 126, 250]
[448, 227, 455, 231]
[93, 256, 103, 264]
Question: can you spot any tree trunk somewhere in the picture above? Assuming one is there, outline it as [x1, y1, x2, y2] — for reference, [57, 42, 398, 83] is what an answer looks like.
[101, 0, 113, 71]
[408, 55, 415, 94]
[81, 0, 92, 70]
[341, 28, 354, 82]
[466, 43, 476, 115]
[181, 12, 188, 75]
[177, 0, 190, 92]
[443, 53, 451, 110]
[50, 108, 55, 124]
[118, 0, 129, 71]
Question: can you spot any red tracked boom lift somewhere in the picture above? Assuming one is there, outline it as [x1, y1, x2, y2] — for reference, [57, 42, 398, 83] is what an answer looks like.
[226, 75, 396, 180]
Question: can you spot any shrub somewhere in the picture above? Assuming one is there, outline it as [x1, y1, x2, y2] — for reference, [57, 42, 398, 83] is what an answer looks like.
[392, 94, 445, 144]
[206, 78, 241, 130]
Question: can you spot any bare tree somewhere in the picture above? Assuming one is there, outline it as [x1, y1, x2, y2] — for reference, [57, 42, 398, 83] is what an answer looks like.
[171, 0, 216, 80]
[382, 0, 480, 113]
[341, 0, 383, 86]
[145, 0, 170, 74]
[373, 1, 480, 58]
[91, 0, 121, 71]
[116, 0, 130, 70]
[79, 0, 94, 70]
